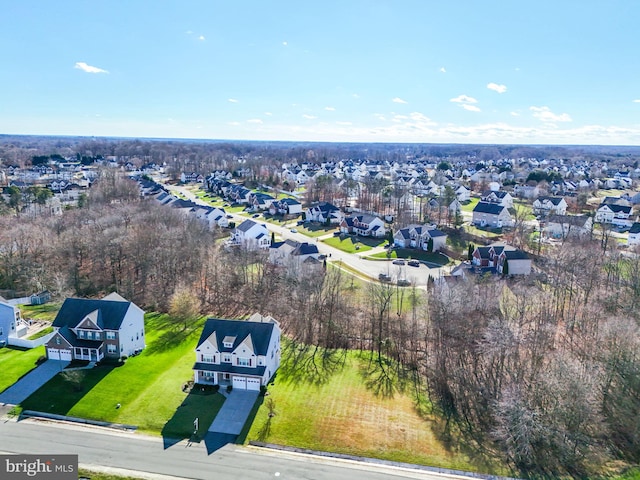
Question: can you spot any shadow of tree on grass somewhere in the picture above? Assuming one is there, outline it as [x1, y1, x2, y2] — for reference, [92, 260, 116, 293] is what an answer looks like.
[278, 342, 346, 387]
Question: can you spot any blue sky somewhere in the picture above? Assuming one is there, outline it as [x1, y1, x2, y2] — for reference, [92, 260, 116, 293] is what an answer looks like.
[1, 1, 639, 144]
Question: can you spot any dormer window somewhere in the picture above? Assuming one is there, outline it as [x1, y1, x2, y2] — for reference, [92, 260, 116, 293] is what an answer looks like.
[222, 336, 236, 349]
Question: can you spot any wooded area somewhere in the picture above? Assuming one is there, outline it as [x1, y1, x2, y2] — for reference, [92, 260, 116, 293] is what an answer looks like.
[0, 169, 638, 478]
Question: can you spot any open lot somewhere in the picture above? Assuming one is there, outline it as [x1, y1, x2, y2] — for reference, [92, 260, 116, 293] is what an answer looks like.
[245, 346, 488, 472]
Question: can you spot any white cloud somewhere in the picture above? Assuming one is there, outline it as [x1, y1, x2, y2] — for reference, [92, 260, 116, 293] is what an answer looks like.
[462, 104, 481, 112]
[352, 93, 360, 99]
[324, 106, 336, 111]
[185, 30, 193, 35]
[264, 112, 273, 116]
[373, 113, 386, 121]
[282, 41, 288, 46]
[74, 62, 108, 74]
[633, 99, 640, 103]
[302, 114, 317, 119]
[392, 97, 408, 104]
[228, 121, 240, 126]
[247, 119, 263, 124]
[336, 121, 352, 126]
[450, 94, 478, 104]
[198, 35, 205, 41]
[228, 98, 238, 103]
[487, 82, 507, 94]
[440, 67, 446, 73]
[510, 111, 520, 117]
[530, 106, 572, 123]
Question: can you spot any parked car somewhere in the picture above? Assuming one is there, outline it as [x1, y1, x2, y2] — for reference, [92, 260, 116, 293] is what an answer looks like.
[392, 259, 405, 265]
[378, 273, 391, 282]
[408, 260, 420, 267]
[290, 228, 297, 233]
[397, 279, 412, 286]
[252, 213, 260, 218]
[226, 214, 233, 218]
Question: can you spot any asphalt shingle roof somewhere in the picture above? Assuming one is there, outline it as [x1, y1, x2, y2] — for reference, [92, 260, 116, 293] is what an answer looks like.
[196, 318, 276, 356]
[53, 298, 131, 330]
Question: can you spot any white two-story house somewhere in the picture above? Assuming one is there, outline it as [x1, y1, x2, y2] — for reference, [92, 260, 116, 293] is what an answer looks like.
[229, 219, 271, 250]
[193, 313, 281, 391]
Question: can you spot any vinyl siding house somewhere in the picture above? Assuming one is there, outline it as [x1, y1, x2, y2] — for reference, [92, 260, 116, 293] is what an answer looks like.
[305, 202, 343, 224]
[269, 239, 320, 267]
[481, 190, 514, 208]
[544, 215, 593, 239]
[393, 225, 447, 251]
[472, 202, 514, 228]
[45, 293, 145, 362]
[472, 243, 531, 275]
[340, 214, 386, 237]
[193, 313, 281, 391]
[628, 222, 640, 247]
[229, 219, 271, 250]
[269, 198, 303, 216]
[0, 300, 26, 346]
[532, 196, 568, 216]
[595, 203, 633, 227]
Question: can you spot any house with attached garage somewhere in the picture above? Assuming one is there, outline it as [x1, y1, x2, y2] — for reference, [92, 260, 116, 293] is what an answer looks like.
[544, 214, 593, 239]
[628, 222, 640, 247]
[532, 196, 568, 216]
[193, 313, 281, 391]
[229, 219, 271, 250]
[340, 213, 386, 237]
[0, 299, 27, 347]
[472, 201, 514, 228]
[305, 201, 344, 224]
[393, 224, 447, 251]
[595, 203, 633, 227]
[45, 293, 145, 362]
[471, 243, 531, 275]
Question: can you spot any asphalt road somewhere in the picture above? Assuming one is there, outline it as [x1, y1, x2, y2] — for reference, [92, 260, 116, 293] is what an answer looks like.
[0, 419, 478, 480]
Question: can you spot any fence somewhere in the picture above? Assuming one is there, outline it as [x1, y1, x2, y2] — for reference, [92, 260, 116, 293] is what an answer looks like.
[8, 332, 54, 349]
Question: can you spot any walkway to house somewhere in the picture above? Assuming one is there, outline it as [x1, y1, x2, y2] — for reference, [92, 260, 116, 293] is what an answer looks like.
[208, 390, 259, 435]
[0, 360, 69, 405]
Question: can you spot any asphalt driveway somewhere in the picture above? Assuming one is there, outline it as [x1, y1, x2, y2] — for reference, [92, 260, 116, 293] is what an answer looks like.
[0, 360, 69, 405]
[208, 390, 259, 435]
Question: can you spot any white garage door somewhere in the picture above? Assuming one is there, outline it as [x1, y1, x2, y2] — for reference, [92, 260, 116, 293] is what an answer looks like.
[246, 378, 261, 391]
[232, 376, 247, 390]
[47, 348, 72, 361]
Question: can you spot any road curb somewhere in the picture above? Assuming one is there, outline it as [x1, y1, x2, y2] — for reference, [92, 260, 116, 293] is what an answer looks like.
[248, 441, 519, 480]
[20, 410, 138, 431]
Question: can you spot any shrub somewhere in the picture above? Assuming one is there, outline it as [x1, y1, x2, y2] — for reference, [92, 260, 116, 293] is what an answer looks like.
[226, 384, 233, 393]
[35, 355, 47, 365]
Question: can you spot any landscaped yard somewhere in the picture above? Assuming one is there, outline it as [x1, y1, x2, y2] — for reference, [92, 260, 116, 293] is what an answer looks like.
[0, 345, 45, 393]
[460, 197, 480, 212]
[368, 249, 449, 265]
[19, 313, 224, 441]
[19, 303, 61, 322]
[245, 345, 489, 472]
[297, 223, 339, 238]
[323, 235, 386, 253]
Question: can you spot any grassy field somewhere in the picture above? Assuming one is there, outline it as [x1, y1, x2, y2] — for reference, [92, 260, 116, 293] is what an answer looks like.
[19, 303, 61, 322]
[245, 347, 488, 472]
[77, 469, 145, 480]
[323, 235, 386, 253]
[0, 345, 45, 393]
[20, 313, 224, 440]
[368, 249, 449, 265]
[297, 223, 339, 238]
[464, 224, 503, 239]
[460, 197, 480, 212]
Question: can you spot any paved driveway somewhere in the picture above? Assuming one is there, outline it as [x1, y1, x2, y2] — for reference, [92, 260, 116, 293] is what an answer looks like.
[208, 390, 259, 435]
[0, 360, 69, 405]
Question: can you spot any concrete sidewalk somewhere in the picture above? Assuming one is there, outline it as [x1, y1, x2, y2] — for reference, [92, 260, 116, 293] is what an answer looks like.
[0, 360, 69, 405]
[208, 390, 259, 435]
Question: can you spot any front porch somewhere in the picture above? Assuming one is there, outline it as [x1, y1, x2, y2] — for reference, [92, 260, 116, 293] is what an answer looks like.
[73, 346, 104, 362]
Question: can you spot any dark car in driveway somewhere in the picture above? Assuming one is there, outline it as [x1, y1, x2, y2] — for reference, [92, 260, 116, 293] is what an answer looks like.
[378, 273, 391, 282]
[408, 260, 420, 267]
[392, 259, 405, 265]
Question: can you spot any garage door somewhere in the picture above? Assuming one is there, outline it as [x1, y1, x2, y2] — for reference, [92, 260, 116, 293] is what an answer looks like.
[47, 348, 72, 361]
[232, 376, 247, 390]
[246, 378, 261, 391]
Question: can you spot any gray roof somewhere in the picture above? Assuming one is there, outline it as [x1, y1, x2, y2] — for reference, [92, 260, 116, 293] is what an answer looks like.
[473, 201, 506, 215]
[630, 222, 640, 234]
[196, 318, 276, 356]
[236, 219, 259, 232]
[52, 298, 131, 330]
[503, 250, 530, 260]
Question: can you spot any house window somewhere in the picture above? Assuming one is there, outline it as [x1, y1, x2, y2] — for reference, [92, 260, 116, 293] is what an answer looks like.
[258, 358, 264, 366]
[55, 337, 61, 345]
[223, 354, 231, 363]
[107, 344, 117, 354]
[201, 354, 215, 363]
[0, 327, 3, 336]
[78, 330, 85, 338]
[106, 331, 116, 340]
[202, 371, 215, 378]
[94, 332, 101, 340]
[237, 357, 250, 367]
[86, 331, 93, 340]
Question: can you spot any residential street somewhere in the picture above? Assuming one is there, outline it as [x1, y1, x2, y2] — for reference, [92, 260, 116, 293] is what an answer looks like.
[0, 419, 481, 480]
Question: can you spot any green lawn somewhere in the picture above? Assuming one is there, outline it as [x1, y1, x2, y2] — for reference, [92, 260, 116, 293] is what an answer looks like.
[19, 303, 61, 322]
[77, 469, 145, 480]
[323, 235, 386, 253]
[460, 197, 480, 212]
[298, 223, 339, 238]
[0, 346, 45, 393]
[20, 313, 224, 439]
[465, 224, 503, 239]
[246, 345, 490, 472]
[368, 249, 449, 265]
[27, 326, 53, 340]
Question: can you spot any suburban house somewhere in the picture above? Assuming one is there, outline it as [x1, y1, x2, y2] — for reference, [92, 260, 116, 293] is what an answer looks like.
[481, 190, 514, 208]
[268, 197, 303, 216]
[229, 219, 271, 250]
[628, 222, 640, 247]
[393, 224, 447, 251]
[340, 214, 386, 237]
[595, 203, 633, 227]
[455, 185, 471, 202]
[472, 201, 514, 228]
[532, 196, 568, 216]
[269, 239, 321, 269]
[305, 202, 343, 224]
[180, 172, 204, 183]
[544, 215, 593, 239]
[193, 313, 281, 391]
[0, 299, 26, 346]
[45, 293, 145, 362]
[471, 243, 531, 275]
[192, 206, 229, 229]
[249, 192, 276, 211]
